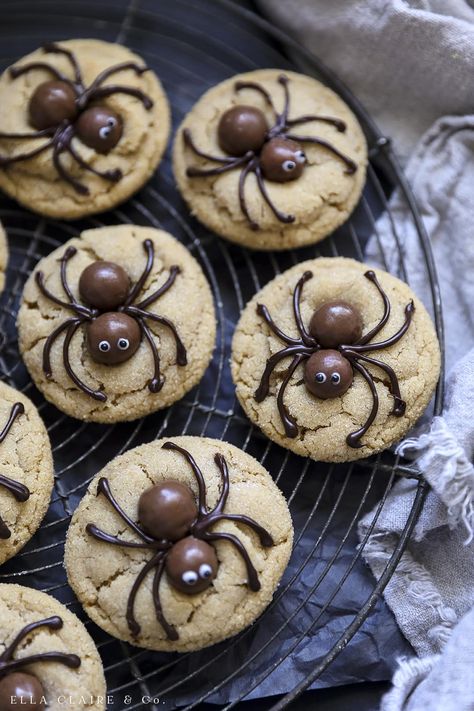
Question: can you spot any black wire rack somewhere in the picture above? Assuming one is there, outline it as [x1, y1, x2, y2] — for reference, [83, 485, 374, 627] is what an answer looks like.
[0, 1, 444, 709]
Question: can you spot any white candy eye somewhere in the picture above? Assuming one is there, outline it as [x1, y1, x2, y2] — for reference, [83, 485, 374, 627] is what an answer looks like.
[117, 338, 130, 351]
[315, 372, 327, 383]
[99, 340, 111, 352]
[199, 563, 213, 579]
[282, 159, 296, 172]
[99, 119, 116, 139]
[295, 150, 306, 164]
[331, 372, 341, 384]
[182, 570, 199, 586]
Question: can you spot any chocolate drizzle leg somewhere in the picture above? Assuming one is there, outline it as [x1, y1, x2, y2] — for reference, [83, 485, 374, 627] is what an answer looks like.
[0, 403, 30, 539]
[0, 616, 81, 709]
[183, 73, 358, 229]
[35, 239, 186, 402]
[86, 442, 274, 640]
[254, 269, 415, 447]
[0, 43, 153, 192]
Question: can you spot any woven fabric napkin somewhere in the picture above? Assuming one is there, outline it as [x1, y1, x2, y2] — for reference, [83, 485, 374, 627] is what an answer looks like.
[258, 1, 474, 708]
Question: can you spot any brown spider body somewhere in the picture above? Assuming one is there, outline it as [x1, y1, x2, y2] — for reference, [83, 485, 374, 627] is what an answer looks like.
[0, 403, 30, 540]
[183, 74, 357, 229]
[0, 43, 153, 194]
[0, 617, 80, 710]
[86, 441, 274, 641]
[255, 270, 415, 448]
[35, 239, 187, 403]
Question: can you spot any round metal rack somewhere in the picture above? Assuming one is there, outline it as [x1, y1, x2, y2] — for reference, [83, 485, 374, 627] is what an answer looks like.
[0, 1, 444, 709]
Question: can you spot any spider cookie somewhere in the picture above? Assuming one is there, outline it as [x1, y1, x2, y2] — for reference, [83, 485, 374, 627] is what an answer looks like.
[232, 258, 440, 462]
[173, 69, 367, 250]
[0, 381, 53, 564]
[0, 584, 106, 710]
[17, 226, 216, 423]
[65, 437, 293, 652]
[0, 39, 170, 219]
[0, 220, 7, 294]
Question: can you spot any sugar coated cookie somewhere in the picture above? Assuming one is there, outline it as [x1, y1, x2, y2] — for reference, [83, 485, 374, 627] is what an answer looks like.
[0, 584, 106, 710]
[17, 225, 216, 423]
[0, 39, 170, 218]
[231, 258, 440, 462]
[173, 69, 367, 250]
[65, 437, 293, 652]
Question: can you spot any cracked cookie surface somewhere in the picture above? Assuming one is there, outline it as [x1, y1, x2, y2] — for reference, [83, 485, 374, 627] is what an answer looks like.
[17, 225, 216, 423]
[0, 220, 7, 294]
[0, 381, 53, 564]
[0, 39, 170, 219]
[0, 584, 106, 710]
[173, 69, 367, 250]
[65, 436, 293, 652]
[231, 258, 440, 462]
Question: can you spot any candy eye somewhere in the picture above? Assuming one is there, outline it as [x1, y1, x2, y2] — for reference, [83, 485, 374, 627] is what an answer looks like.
[199, 563, 213, 579]
[331, 372, 341, 384]
[99, 340, 111, 352]
[117, 338, 130, 351]
[295, 150, 306, 164]
[99, 118, 117, 139]
[182, 570, 199, 586]
[282, 159, 296, 172]
[315, 372, 327, 383]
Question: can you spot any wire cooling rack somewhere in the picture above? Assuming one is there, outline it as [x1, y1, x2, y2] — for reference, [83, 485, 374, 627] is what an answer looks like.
[0, 0, 444, 709]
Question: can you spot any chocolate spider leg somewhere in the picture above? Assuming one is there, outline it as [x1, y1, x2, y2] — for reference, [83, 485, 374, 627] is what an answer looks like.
[186, 154, 251, 178]
[0, 128, 53, 139]
[36, 270, 90, 318]
[136, 317, 164, 393]
[80, 62, 149, 104]
[126, 551, 165, 637]
[254, 344, 311, 402]
[0, 136, 55, 166]
[285, 133, 358, 174]
[42, 317, 83, 378]
[356, 271, 391, 345]
[86, 85, 153, 110]
[293, 271, 316, 346]
[346, 360, 379, 448]
[239, 158, 260, 230]
[126, 307, 187, 366]
[123, 239, 155, 307]
[134, 266, 180, 310]
[62, 319, 107, 401]
[276, 353, 307, 438]
[3, 652, 82, 674]
[256, 303, 301, 345]
[208, 454, 274, 545]
[162, 441, 208, 515]
[9, 62, 73, 86]
[234, 79, 277, 116]
[152, 556, 178, 640]
[94, 477, 155, 543]
[202, 531, 261, 591]
[349, 301, 415, 354]
[286, 115, 346, 132]
[277, 74, 291, 129]
[86, 524, 159, 549]
[66, 140, 122, 182]
[183, 128, 244, 166]
[52, 140, 90, 195]
[58, 246, 80, 306]
[0, 402, 24, 444]
[344, 350, 406, 416]
[42, 43, 84, 89]
[254, 164, 295, 224]
[0, 616, 79, 670]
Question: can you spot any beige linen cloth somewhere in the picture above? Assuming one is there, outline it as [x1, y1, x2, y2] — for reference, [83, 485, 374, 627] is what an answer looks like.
[258, 2, 474, 709]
